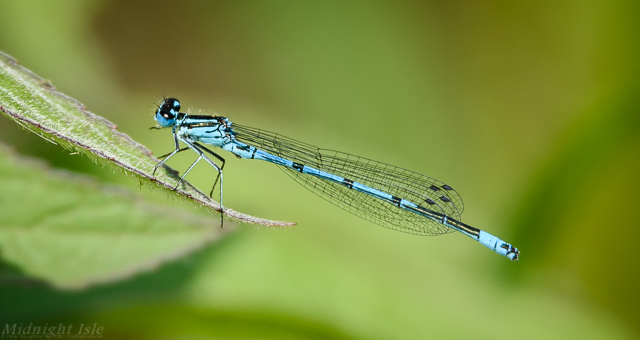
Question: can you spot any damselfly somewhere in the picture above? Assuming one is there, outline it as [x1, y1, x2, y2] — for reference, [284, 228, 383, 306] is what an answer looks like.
[152, 98, 519, 260]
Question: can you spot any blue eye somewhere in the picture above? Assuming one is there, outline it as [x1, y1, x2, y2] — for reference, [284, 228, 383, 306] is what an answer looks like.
[155, 98, 181, 127]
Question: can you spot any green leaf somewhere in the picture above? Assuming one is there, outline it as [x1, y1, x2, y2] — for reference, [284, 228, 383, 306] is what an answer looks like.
[0, 51, 294, 227]
[87, 304, 360, 340]
[0, 145, 227, 288]
[0, 50, 295, 288]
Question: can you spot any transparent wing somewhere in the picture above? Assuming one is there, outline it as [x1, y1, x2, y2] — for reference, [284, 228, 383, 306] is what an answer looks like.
[232, 124, 464, 236]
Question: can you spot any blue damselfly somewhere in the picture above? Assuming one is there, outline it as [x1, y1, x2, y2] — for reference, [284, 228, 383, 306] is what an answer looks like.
[152, 98, 519, 260]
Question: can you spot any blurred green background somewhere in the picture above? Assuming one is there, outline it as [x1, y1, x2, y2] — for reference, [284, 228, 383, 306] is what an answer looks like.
[1, 0, 639, 339]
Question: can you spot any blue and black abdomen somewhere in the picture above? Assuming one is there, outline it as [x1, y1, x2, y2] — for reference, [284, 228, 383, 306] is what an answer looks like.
[230, 124, 464, 236]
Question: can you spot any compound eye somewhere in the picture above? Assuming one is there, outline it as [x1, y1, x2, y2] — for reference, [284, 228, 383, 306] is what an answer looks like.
[161, 110, 175, 120]
[165, 97, 181, 113]
[159, 97, 180, 114]
[155, 97, 181, 127]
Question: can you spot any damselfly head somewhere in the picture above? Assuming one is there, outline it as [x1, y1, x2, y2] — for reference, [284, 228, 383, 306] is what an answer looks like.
[155, 98, 181, 127]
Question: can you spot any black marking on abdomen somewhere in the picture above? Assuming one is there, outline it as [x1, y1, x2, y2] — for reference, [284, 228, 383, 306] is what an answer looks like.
[425, 198, 436, 205]
[429, 185, 440, 191]
[415, 205, 428, 213]
[342, 179, 354, 189]
[292, 162, 305, 172]
[392, 196, 402, 206]
[406, 205, 445, 221]
[442, 184, 453, 190]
